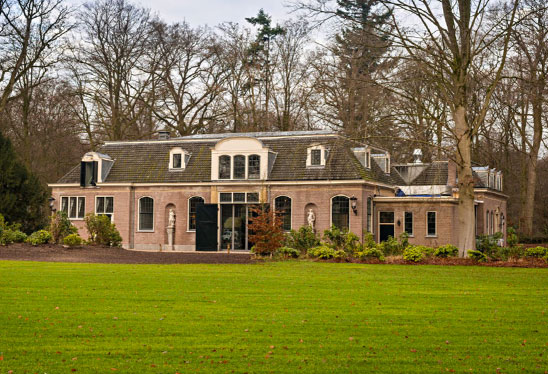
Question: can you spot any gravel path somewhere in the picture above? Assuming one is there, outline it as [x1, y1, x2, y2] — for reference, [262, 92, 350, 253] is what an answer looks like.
[0, 244, 254, 264]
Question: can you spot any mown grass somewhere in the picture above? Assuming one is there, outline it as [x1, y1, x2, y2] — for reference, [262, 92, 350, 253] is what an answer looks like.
[0, 261, 547, 373]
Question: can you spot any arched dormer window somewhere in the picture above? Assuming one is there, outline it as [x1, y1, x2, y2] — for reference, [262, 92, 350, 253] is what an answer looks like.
[248, 155, 260, 179]
[219, 155, 231, 179]
[233, 155, 246, 179]
[139, 197, 154, 231]
[275, 196, 291, 231]
[169, 147, 190, 169]
[331, 195, 349, 230]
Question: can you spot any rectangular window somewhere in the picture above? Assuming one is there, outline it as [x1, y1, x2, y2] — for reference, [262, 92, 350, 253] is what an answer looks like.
[61, 196, 85, 219]
[247, 193, 259, 203]
[404, 212, 413, 236]
[248, 155, 260, 179]
[220, 193, 232, 203]
[427, 211, 437, 236]
[172, 153, 182, 168]
[366, 197, 372, 232]
[139, 198, 154, 231]
[311, 149, 321, 166]
[96, 196, 114, 221]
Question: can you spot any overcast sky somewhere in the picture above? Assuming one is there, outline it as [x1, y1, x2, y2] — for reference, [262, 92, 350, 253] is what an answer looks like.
[70, 0, 293, 27]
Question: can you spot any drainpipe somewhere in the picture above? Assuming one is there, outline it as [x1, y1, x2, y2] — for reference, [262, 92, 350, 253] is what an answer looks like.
[129, 185, 135, 249]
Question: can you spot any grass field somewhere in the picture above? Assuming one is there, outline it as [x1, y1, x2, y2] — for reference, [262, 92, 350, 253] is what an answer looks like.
[0, 261, 547, 373]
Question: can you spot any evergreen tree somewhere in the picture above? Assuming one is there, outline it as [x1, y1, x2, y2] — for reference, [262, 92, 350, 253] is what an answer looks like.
[0, 131, 47, 232]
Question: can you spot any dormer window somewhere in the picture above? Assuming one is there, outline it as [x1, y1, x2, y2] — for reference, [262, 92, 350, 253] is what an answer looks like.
[307, 145, 327, 167]
[80, 152, 113, 187]
[169, 147, 190, 170]
[248, 155, 260, 179]
[211, 137, 271, 181]
[219, 155, 231, 179]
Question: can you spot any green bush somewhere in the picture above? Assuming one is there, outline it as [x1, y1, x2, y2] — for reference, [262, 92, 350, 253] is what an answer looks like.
[525, 246, 548, 258]
[434, 244, 459, 258]
[85, 214, 122, 247]
[285, 226, 320, 253]
[308, 245, 345, 260]
[63, 233, 83, 247]
[12, 230, 27, 243]
[403, 246, 425, 262]
[363, 231, 376, 249]
[357, 247, 385, 262]
[0, 214, 27, 245]
[0, 229, 17, 245]
[399, 232, 410, 249]
[276, 246, 300, 259]
[507, 227, 519, 247]
[322, 226, 361, 254]
[468, 249, 487, 262]
[49, 211, 77, 244]
[26, 230, 52, 246]
[381, 236, 403, 256]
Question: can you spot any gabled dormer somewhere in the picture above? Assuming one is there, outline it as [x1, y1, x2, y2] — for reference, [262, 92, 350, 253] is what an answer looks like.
[211, 137, 274, 181]
[169, 147, 190, 170]
[80, 152, 113, 187]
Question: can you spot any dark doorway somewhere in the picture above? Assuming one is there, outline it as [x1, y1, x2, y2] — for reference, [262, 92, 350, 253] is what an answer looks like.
[379, 211, 395, 242]
[196, 204, 218, 251]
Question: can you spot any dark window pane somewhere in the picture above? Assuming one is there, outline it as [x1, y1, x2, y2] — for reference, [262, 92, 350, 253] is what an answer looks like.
[234, 155, 245, 179]
[61, 197, 68, 214]
[220, 193, 232, 202]
[404, 212, 413, 235]
[366, 197, 372, 232]
[69, 197, 77, 218]
[311, 149, 321, 165]
[332, 196, 349, 230]
[275, 196, 291, 231]
[219, 155, 231, 179]
[173, 153, 182, 168]
[105, 197, 114, 213]
[233, 192, 245, 202]
[78, 197, 85, 219]
[379, 211, 394, 224]
[427, 212, 436, 236]
[189, 196, 204, 230]
[247, 193, 259, 202]
[96, 197, 104, 213]
[248, 155, 260, 179]
[139, 197, 154, 231]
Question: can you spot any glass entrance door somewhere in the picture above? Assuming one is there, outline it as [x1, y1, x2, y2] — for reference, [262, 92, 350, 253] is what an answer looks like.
[221, 204, 248, 250]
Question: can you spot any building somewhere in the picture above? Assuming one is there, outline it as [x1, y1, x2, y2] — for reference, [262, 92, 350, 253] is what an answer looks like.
[49, 131, 507, 251]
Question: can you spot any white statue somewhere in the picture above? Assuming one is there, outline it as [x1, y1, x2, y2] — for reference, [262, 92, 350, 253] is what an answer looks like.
[168, 208, 176, 228]
[307, 209, 316, 229]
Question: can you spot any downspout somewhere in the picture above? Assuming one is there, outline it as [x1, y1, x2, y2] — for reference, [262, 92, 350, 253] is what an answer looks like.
[129, 185, 135, 249]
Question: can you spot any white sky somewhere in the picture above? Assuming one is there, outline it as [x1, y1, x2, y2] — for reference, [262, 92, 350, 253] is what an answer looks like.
[68, 0, 293, 27]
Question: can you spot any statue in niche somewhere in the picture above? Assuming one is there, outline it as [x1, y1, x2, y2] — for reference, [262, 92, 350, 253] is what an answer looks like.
[168, 208, 176, 228]
[307, 208, 316, 229]
[166, 208, 176, 251]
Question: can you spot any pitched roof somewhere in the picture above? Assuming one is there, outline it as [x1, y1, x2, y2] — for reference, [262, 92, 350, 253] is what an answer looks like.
[57, 132, 395, 185]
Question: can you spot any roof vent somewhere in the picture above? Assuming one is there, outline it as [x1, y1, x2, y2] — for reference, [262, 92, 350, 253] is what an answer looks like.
[158, 130, 170, 140]
[412, 149, 423, 164]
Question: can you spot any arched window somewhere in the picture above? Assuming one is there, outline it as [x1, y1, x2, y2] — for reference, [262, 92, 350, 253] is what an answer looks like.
[139, 197, 154, 231]
[188, 196, 204, 231]
[486, 210, 490, 235]
[219, 155, 231, 179]
[233, 155, 245, 179]
[248, 155, 260, 179]
[331, 196, 349, 230]
[275, 196, 291, 231]
[490, 211, 494, 235]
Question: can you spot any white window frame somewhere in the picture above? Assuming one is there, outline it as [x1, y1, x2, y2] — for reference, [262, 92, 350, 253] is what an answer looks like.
[95, 196, 114, 222]
[169, 147, 188, 170]
[274, 195, 292, 232]
[137, 196, 155, 232]
[187, 196, 205, 232]
[218, 192, 260, 204]
[404, 211, 414, 237]
[60, 196, 86, 220]
[306, 145, 328, 168]
[330, 194, 350, 230]
[378, 211, 395, 241]
[426, 211, 437, 237]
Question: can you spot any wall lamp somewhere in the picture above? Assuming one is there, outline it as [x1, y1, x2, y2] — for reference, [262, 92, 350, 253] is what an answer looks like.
[48, 197, 56, 213]
[350, 196, 358, 215]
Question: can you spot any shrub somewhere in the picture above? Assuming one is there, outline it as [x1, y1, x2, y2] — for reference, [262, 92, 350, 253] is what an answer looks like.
[403, 246, 424, 262]
[26, 230, 52, 246]
[399, 232, 410, 249]
[381, 236, 403, 256]
[468, 249, 487, 262]
[49, 211, 77, 244]
[507, 227, 519, 247]
[322, 226, 361, 254]
[363, 231, 376, 249]
[63, 233, 83, 247]
[247, 205, 285, 256]
[0, 214, 27, 245]
[308, 245, 345, 260]
[0, 229, 17, 245]
[357, 247, 385, 262]
[525, 246, 548, 258]
[434, 245, 459, 258]
[12, 230, 27, 243]
[276, 246, 300, 258]
[85, 214, 122, 247]
[285, 226, 320, 253]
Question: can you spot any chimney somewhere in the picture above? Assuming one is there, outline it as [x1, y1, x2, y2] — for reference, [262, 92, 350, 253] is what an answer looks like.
[412, 149, 423, 164]
[158, 130, 170, 140]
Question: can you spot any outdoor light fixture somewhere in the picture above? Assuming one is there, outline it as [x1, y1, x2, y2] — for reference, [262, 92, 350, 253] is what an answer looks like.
[48, 197, 56, 214]
[350, 196, 358, 215]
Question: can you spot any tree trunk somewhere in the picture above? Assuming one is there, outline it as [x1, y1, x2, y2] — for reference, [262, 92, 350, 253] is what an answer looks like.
[454, 106, 476, 257]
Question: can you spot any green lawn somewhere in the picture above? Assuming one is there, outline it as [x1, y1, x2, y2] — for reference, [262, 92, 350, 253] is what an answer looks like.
[0, 261, 547, 373]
